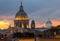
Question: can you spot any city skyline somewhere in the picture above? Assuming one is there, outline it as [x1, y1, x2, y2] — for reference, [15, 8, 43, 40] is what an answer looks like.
[0, 0, 60, 29]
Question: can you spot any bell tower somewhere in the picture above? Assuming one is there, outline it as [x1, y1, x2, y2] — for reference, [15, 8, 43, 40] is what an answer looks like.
[31, 20, 35, 29]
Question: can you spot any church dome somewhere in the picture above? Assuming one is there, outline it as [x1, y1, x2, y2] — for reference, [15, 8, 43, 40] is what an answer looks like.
[46, 19, 52, 28]
[46, 21, 52, 24]
[15, 2, 29, 20]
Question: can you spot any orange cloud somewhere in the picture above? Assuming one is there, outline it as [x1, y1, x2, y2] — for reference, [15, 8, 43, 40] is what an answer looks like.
[35, 22, 44, 28]
[0, 20, 10, 30]
[52, 20, 60, 26]
[0, 19, 60, 30]
[35, 20, 60, 28]
[0, 20, 14, 30]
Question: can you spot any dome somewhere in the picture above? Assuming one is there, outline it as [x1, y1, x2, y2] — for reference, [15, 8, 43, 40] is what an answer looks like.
[14, 2, 29, 28]
[15, 2, 29, 20]
[45, 19, 52, 28]
[16, 11, 28, 17]
[46, 21, 52, 24]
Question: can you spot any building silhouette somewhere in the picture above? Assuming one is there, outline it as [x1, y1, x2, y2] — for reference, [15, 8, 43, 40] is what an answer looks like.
[14, 2, 29, 28]
[46, 19, 52, 29]
[31, 20, 35, 29]
[0, 2, 60, 40]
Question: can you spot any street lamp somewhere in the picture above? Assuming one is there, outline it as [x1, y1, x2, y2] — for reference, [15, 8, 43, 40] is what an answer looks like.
[34, 30, 36, 41]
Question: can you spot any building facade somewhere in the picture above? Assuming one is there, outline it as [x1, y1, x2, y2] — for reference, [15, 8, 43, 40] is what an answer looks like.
[46, 19, 52, 29]
[14, 2, 29, 28]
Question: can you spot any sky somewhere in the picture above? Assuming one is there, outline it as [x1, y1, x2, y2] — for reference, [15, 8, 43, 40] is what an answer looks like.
[0, 0, 60, 29]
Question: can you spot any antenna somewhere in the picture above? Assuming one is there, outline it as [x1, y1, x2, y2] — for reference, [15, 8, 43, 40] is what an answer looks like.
[21, 1, 22, 6]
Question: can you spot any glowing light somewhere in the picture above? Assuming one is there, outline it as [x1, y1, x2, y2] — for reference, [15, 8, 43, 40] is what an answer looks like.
[15, 17, 29, 20]
[27, 25, 28, 28]
[52, 20, 60, 26]
[0, 21, 10, 30]
[22, 23, 24, 28]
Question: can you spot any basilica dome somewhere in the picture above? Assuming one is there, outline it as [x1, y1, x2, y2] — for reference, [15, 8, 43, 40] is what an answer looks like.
[14, 2, 29, 28]
[15, 2, 29, 21]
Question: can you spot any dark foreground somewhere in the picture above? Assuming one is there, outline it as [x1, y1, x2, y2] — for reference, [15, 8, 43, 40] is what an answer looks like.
[0, 35, 60, 41]
[0, 38, 60, 41]
[17, 38, 60, 41]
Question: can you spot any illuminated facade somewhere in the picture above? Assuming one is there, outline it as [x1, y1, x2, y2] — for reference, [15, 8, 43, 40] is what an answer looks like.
[46, 19, 52, 28]
[14, 2, 29, 28]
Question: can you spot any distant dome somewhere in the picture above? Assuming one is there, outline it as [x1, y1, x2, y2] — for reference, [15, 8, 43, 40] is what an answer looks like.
[15, 2, 29, 20]
[46, 21, 52, 24]
[46, 20, 52, 28]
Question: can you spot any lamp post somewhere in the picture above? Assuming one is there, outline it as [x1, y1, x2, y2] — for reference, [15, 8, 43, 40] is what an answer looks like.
[34, 30, 36, 41]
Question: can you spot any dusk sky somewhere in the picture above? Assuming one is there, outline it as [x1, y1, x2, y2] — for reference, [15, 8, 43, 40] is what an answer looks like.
[0, 0, 60, 29]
